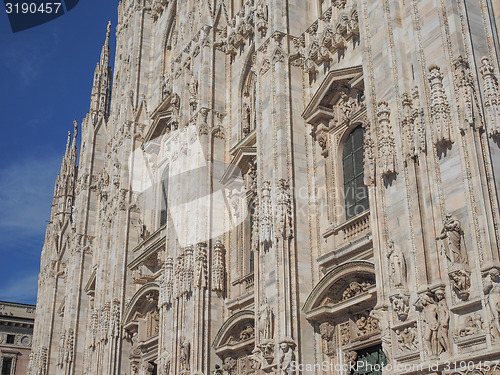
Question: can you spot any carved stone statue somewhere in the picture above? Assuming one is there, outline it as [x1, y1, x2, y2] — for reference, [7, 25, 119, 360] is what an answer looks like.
[242, 102, 251, 136]
[188, 72, 198, 111]
[319, 322, 336, 357]
[435, 289, 450, 354]
[250, 348, 263, 370]
[414, 291, 440, 356]
[179, 337, 190, 371]
[483, 268, 500, 339]
[436, 214, 468, 266]
[278, 340, 295, 375]
[344, 350, 358, 368]
[259, 303, 274, 340]
[57, 332, 65, 366]
[387, 240, 407, 289]
[222, 357, 236, 375]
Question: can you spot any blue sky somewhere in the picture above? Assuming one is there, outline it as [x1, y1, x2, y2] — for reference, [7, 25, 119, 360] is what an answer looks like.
[0, 2, 118, 304]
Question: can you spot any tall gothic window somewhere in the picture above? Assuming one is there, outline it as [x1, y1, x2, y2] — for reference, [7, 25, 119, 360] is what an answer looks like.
[159, 167, 169, 227]
[343, 126, 369, 219]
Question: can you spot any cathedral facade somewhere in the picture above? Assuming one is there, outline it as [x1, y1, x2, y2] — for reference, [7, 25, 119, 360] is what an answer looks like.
[30, 0, 500, 374]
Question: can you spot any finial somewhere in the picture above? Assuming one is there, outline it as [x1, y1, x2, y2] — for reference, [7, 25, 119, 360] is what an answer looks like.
[107, 21, 111, 35]
[65, 131, 71, 153]
[72, 120, 78, 143]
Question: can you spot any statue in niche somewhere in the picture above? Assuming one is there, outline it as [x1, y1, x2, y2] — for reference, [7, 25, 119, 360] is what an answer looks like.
[449, 269, 471, 299]
[259, 303, 274, 340]
[414, 290, 449, 356]
[414, 291, 439, 356]
[387, 240, 407, 289]
[179, 337, 190, 371]
[484, 268, 500, 340]
[188, 72, 198, 110]
[242, 102, 251, 136]
[162, 74, 172, 99]
[435, 288, 450, 354]
[436, 214, 468, 266]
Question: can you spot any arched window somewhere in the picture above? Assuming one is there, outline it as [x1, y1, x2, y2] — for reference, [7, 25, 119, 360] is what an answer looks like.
[343, 126, 369, 219]
[159, 167, 169, 227]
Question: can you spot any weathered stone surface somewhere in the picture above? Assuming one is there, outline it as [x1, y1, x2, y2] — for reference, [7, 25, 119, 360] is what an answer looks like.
[31, 0, 500, 374]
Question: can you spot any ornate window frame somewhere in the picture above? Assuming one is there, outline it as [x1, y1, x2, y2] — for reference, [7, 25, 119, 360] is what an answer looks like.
[213, 310, 256, 374]
[302, 261, 382, 368]
[303, 66, 372, 264]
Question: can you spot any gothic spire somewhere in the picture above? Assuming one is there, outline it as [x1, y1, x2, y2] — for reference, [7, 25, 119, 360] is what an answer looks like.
[100, 21, 111, 69]
[90, 21, 113, 121]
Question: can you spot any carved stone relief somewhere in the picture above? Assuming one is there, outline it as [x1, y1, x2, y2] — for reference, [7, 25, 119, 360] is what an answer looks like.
[437, 214, 468, 267]
[414, 289, 450, 357]
[390, 292, 410, 320]
[319, 322, 336, 357]
[395, 324, 419, 353]
[456, 314, 484, 337]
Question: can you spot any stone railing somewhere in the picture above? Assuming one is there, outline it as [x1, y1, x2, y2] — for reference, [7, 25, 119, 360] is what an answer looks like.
[241, 273, 255, 291]
[340, 211, 370, 242]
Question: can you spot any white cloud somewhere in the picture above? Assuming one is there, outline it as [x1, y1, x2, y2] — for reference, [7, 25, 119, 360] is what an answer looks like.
[0, 154, 61, 249]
